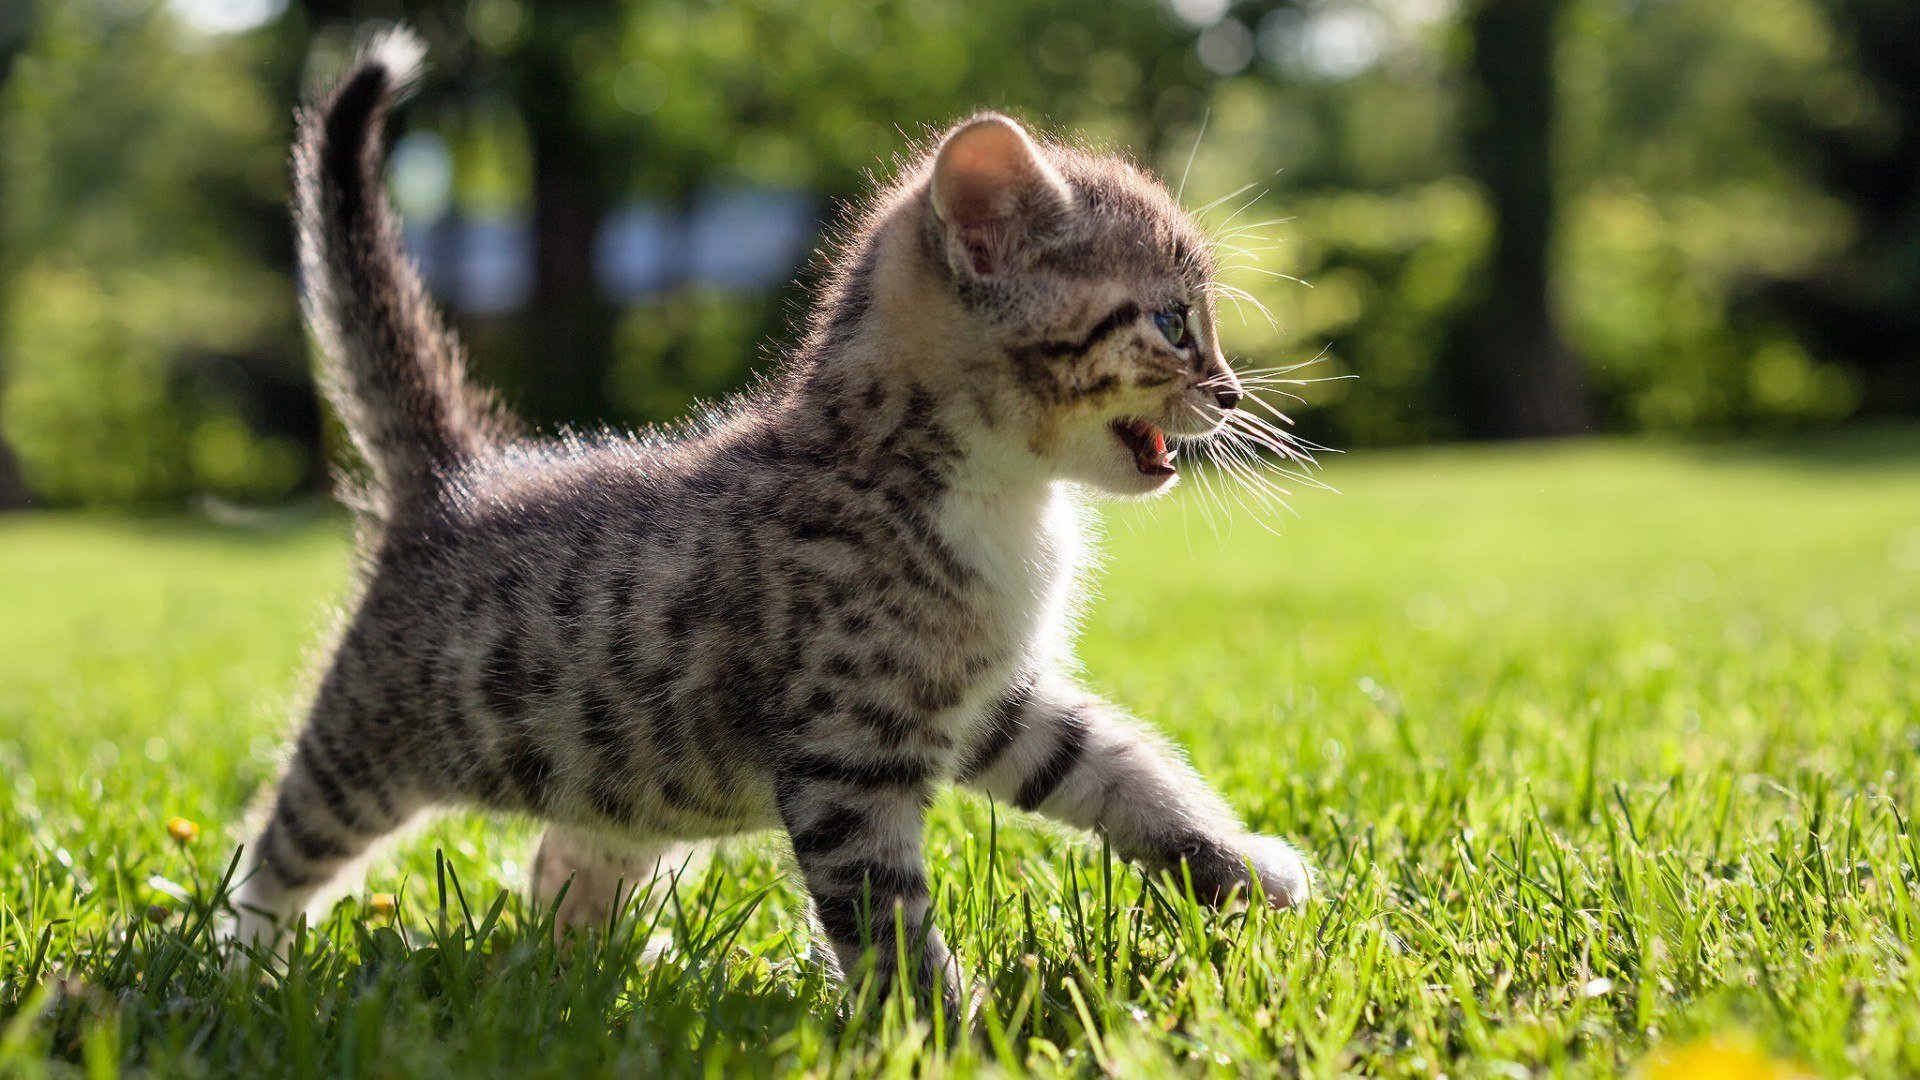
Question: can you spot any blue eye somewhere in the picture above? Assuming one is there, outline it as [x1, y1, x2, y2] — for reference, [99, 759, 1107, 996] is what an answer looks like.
[1154, 308, 1189, 348]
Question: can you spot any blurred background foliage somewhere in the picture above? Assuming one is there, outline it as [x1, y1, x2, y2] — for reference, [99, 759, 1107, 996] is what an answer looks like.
[0, 0, 1913, 508]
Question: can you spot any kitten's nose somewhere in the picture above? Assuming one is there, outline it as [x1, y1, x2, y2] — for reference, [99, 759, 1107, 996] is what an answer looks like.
[1214, 386, 1241, 411]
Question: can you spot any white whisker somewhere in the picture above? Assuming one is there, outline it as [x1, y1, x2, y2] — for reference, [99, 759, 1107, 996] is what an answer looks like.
[1201, 282, 1276, 329]
[1235, 266, 1314, 287]
[1214, 215, 1296, 236]
[1210, 189, 1270, 234]
[1176, 107, 1210, 206]
[1189, 178, 1264, 217]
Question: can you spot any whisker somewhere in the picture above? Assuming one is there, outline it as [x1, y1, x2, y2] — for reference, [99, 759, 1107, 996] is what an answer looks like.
[1178, 432, 1229, 543]
[1193, 450, 1229, 542]
[1226, 411, 1317, 467]
[1210, 189, 1270, 234]
[1199, 439, 1255, 537]
[1214, 215, 1296, 235]
[1231, 351, 1335, 378]
[1244, 384, 1309, 407]
[1222, 423, 1320, 479]
[1235, 266, 1314, 287]
[1201, 282, 1276, 329]
[1176, 106, 1210, 205]
[1210, 238, 1285, 255]
[1230, 397, 1299, 433]
[1236, 374, 1357, 387]
[1210, 440, 1296, 534]
[1189, 177, 1265, 217]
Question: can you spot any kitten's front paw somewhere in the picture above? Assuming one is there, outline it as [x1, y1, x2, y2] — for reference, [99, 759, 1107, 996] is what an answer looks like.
[1160, 832, 1313, 909]
[1233, 833, 1312, 909]
[215, 904, 292, 970]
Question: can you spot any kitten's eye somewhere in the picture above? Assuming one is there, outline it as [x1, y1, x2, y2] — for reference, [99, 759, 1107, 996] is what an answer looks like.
[1153, 308, 1189, 349]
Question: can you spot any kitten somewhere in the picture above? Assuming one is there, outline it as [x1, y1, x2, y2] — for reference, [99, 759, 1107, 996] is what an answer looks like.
[228, 28, 1311, 1010]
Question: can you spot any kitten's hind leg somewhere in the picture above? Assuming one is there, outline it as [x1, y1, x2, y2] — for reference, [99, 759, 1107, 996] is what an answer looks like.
[227, 728, 425, 951]
[531, 827, 706, 936]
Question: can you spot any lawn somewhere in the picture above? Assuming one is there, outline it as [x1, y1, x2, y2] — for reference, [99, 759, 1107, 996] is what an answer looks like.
[2, 432, 1917, 1077]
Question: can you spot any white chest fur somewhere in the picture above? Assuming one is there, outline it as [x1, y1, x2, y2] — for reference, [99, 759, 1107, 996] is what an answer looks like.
[936, 481, 1085, 686]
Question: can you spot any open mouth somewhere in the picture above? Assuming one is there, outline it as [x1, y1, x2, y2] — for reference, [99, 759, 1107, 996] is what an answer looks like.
[1112, 418, 1175, 477]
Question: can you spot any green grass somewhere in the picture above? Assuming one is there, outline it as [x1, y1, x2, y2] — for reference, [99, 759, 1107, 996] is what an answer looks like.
[3, 432, 1918, 1077]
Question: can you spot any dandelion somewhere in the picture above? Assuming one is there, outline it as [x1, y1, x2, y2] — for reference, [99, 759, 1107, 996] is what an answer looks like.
[165, 817, 199, 845]
[1639, 1035, 1811, 1080]
[368, 892, 398, 917]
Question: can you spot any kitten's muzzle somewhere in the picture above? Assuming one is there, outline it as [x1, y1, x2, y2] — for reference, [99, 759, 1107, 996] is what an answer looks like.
[1198, 351, 1243, 413]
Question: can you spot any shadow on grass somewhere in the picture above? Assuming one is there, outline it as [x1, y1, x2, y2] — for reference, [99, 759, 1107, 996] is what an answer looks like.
[7, 857, 840, 1076]
[1678, 421, 1920, 473]
[4, 841, 1280, 1077]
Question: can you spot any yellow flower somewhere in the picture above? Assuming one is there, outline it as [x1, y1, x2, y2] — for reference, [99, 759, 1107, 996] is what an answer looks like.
[1639, 1035, 1811, 1080]
[165, 817, 200, 845]
[368, 892, 398, 917]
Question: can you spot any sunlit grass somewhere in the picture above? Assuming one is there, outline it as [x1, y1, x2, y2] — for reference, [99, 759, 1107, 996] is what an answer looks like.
[2, 431, 1918, 1077]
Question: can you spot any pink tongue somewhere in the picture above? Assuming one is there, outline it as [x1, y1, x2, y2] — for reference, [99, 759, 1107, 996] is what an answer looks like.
[1132, 422, 1170, 470]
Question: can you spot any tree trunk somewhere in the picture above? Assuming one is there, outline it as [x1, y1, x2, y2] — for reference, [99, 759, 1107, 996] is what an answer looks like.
[0, 0, 37, 507]
[1450, 0, 1590, 439]
[509, 19, 621, 431]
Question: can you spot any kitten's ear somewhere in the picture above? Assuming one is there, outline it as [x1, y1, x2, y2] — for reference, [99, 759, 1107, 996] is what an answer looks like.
[929, 113, 1071, 277]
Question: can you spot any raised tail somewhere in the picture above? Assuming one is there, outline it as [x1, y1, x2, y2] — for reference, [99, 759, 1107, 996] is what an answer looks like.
[293, 28, 514, 521]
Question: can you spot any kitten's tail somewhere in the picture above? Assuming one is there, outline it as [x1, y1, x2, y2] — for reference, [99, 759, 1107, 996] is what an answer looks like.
[293, 27, 514, 521]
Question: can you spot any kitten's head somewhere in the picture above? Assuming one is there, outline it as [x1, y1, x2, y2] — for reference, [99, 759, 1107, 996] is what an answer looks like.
[857, 113, 1242, 497]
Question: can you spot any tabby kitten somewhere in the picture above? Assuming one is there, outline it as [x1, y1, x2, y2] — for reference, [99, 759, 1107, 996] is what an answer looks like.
[228, 29, 1312, 1010]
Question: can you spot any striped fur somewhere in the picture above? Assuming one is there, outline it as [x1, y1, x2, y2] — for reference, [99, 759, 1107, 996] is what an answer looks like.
[291, 28, 515, 521]
[226, 31, 1312, 1012]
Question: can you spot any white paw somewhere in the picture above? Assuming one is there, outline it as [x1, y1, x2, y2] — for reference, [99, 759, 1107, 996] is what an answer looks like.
[1235, 834, 1312, 909]
[214, 907, 291, 972]
[218, 880, 300, 962]
[222, 906, 276, 945]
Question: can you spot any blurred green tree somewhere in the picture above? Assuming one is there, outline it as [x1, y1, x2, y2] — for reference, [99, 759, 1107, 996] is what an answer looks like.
[1556, 0, 1861, 431]
[0, 0, 310, 507]
[1759, 0, 1920, 416]
[0, 0, 1911, 509]
[1448, 0, 1591, 437]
